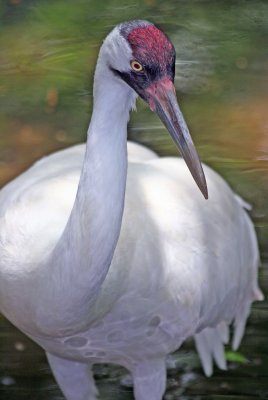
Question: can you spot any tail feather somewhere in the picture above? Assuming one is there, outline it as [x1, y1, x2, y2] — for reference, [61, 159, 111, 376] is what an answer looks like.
[194, 321, 229, 376]
[232, 283, 264, 351]
[194, 328, 213, 377]
[212, 332, 227, 371]
[253, 287, 264, 302]
[194, 196, 264, 377]
[232, 301, 251, 351]
[217, 321, 229, 344]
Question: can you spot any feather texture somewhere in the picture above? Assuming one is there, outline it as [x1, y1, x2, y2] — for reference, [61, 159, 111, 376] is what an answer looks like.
[0, 20, 263, 400]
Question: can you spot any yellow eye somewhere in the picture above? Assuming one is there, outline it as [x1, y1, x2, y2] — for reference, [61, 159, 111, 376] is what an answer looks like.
[130, 60, 143, 72]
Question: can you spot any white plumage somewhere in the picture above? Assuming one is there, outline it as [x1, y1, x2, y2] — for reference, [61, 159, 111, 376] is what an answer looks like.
[0, 20, 263, 400]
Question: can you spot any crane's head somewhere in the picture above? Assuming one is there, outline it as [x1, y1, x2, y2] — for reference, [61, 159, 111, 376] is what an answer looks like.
[101, 20, 208, 199]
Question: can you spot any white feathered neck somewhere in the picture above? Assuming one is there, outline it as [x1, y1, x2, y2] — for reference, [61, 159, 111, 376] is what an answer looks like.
[34, 32, 137, 332]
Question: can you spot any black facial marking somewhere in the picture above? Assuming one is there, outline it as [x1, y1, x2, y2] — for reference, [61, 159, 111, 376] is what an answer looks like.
[110, 67, 150, 101]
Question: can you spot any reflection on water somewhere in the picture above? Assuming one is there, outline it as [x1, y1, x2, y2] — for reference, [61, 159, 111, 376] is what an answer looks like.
[0, 0, 268, 399]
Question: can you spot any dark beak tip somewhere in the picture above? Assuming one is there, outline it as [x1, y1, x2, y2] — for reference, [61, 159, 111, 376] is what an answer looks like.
[196, 176, 208, 200]
[203, 187, 209, 200]
[197, 169, 208, 200]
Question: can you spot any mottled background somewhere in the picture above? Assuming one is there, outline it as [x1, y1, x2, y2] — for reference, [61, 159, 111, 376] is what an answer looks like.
[0, 0, 267, 399]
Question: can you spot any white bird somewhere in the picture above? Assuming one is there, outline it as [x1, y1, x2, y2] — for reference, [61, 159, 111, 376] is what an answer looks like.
[0, 20, 263, 400]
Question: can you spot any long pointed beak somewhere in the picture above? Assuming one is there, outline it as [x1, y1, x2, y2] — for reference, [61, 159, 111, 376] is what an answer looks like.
[145, 79, 208, 199]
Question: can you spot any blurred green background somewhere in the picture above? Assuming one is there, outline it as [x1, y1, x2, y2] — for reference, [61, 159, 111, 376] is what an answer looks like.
[0, 0, 268, 399]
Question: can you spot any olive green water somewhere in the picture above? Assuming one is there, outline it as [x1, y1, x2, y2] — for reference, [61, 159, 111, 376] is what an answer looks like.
[0, 0, 268, 399]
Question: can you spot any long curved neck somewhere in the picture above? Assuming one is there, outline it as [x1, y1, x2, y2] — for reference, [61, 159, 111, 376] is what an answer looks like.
[37, 62, 136, 332]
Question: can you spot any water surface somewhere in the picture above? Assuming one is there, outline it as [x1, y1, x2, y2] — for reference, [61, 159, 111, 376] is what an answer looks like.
[0, 0, 268, 398]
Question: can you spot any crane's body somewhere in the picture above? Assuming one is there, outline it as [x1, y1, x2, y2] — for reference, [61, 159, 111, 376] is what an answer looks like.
[0, 20, 263, 400]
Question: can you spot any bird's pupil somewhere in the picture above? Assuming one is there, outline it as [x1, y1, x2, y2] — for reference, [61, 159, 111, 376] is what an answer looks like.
[131, 61, 142, 71]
